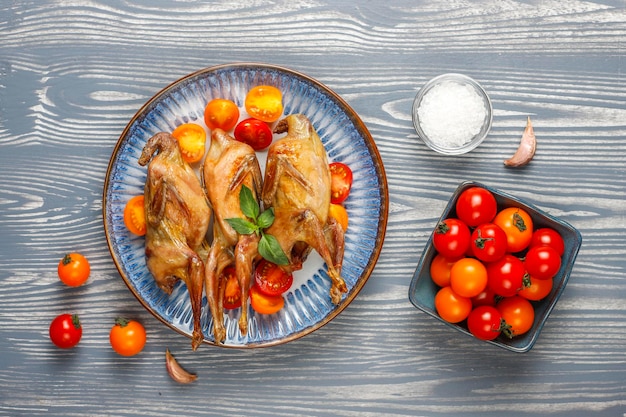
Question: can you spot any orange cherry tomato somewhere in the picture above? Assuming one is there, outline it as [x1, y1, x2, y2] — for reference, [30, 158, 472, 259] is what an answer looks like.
[450, 258, 488, 298]
[57, 253, 90, 287]
[171, 123, 206, 163]
[249, 285, 284, 315]
[204, 98, 239, 131]
[519, 276, 553, 301]
[244, 86, 283, 123]
[497, 296, 535, 337]
[434, 286, 472, 323]
[329, 162, 353, 204]
[123, 195, 146, 236]
[429, 253, 458, 288]
[493, 207, 534, 253]
[328, 203, 349, 232]
[222, 266, 242, 309]
[109, 318, 147, 356]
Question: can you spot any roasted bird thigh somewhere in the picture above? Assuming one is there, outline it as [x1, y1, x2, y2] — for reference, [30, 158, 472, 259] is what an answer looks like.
[138, 132, 211, 350]
[262, 114, 347, 304]
[202, 129, 263, 344]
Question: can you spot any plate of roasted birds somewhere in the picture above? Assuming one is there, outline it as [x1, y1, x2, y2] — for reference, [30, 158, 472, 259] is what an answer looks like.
[103, 63, 388, 348]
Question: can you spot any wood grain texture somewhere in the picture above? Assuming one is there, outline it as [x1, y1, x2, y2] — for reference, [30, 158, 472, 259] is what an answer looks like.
[1, 1, 625, 416]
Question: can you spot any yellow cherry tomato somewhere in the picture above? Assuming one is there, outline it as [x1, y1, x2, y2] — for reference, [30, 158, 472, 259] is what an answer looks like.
[329, 203, 349, 232]
[245, 86, 283, 123]
[171, 123, 206, 163]
[123, 195, 146, 236]
[204, 98, 239, 131]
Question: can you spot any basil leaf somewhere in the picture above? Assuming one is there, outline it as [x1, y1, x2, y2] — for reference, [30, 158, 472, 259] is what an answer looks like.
[238, 185, 259, 221]
[257, 207, 275, 229]
[226, 218, 258, 235]
[258, 234, 289, 266]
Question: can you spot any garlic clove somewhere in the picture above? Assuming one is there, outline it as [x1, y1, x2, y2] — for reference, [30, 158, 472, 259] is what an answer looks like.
[504, 116, 536, 167]
[165, 348, 197, 384]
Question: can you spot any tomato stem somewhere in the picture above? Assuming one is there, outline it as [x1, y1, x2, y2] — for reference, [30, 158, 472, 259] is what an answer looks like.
[115, 317, 130, 327]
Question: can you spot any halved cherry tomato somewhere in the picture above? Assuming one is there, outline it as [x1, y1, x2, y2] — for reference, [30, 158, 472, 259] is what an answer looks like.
[329, 162, 353, 204]
[530, 228, 565, 256]
[204, 98, 239, 131]
[432, 218, 471, 260]
[434, 286, 472, 323]
[450, 258, 488, 298]
[123, 195, 146, 236]
[58, 253, 90, 287]
[470, 223, 507, 263]
[254, 260, 293, 297]
[222, 266, 241, 309]
[467, 306, 503, 341]
[234, 117, 273, 151]
[49, 313, 82, 348]
[455, 186, 498, 227]
[249, 285, 284, 315]
[519, 276, 553, 301]
[171, 123, 206, 163]
[497, 296, 535, 338]
[493, 207, 534, 253]
[329, 203, 349, 232]
[245, 85, 283, 123]
[429, 253, 459, 287]
[109, 318, 146, 356]
[524, 246, 561, 280]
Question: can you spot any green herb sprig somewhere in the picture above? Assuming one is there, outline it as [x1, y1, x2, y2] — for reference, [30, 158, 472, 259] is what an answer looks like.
[226, 185, 289, 266]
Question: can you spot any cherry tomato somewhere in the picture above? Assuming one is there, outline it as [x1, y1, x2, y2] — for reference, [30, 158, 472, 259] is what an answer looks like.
[486, 254, 526, 297]
[497, 296, 535, 337]
[109, 318, 146, 356]
[245, 85, 283, 123]
[467, 306, 503, 340]
[471, 286, 498, 307]
[493, 207, 534, 253]
[519, 276, 553, 301]
[524, 246, 562, 280]
[455, 186, 498, 227]
[249, 285, 284, 315]
[429, 253, 459, 287]
[49, 313, 82, 348]
[123, 195, 146, 236]
[222, 266, 241, 309]
[234, 118, 273, 151]
[204, 98, 239, 131]
[432, 218, 471, 259]
[530, 228, 565, 256]
[329, 203, 349, 232]
[434, 286, 472, 323]
[470, 223, 507, 263]
[57, 253, 90, 287]
[450, 258, 488, 298]
[254, 260, 293, 297]
[329, 162, 353, 204]
[171, 123, 206, 163]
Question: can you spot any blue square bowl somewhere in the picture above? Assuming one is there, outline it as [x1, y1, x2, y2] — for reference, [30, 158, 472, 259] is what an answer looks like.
[408, 181, 583, 353]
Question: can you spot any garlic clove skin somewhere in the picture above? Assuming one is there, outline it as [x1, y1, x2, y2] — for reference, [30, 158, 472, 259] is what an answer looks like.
[165, 348, 198, 384]
[504, 116, 536, 167]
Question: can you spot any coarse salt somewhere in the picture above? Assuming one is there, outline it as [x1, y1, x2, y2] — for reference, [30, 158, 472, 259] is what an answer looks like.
[417, 80, 487, 148]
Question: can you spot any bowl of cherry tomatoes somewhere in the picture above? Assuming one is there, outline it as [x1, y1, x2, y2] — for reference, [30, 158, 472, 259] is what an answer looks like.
[408, 181, 582, 352]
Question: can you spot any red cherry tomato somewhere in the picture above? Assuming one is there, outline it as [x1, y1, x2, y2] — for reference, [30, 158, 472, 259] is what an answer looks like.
[434, 286, 472, 324]
[329, 162, 353, 204]
[470, 223, 508, 263]
[467, 306, 503, 340]
[471, 286, 498, 308]
[222, 266, 242, 309]
[524, 246, 562, 280]
[234, 118, 273, 151]
[487, 254, 526, 297]
[254, 260, 293, 297]
[49, 314, 82, 349]
[497, 296, 535, 337]
[432, 218, 471, 259]
[519, 276, 553, 301]
[493, 207, 534, 253]
[450, 258, 488, 298]
[530, 228, 565, 256]
[455, 187, 498, 227]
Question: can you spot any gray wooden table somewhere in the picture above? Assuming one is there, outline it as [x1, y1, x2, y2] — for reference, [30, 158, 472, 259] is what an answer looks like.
[1, 1, 625, 416]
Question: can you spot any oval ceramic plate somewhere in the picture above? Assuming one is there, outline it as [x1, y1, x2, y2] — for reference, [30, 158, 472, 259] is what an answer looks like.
[103, 63, 388, 348]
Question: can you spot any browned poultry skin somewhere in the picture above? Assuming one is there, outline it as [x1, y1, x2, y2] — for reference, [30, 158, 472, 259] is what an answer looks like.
[138, 132, 211, 351]
[262, 114, 347, 304]
[202, 129, 263, 343]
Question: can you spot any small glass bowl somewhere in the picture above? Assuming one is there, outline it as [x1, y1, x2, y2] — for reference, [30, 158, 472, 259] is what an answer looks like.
[412, 73, 493, 155]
